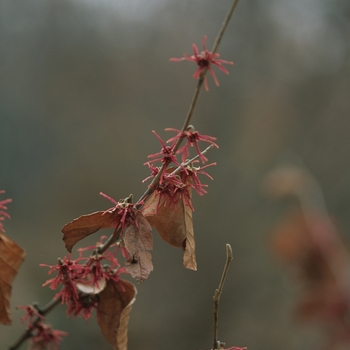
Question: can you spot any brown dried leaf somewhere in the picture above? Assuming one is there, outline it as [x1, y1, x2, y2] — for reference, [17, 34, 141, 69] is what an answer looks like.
[143, 190, 197, 270]
[182, 201, 196, 271]
[62, 211, 117, 252]
[0, 232, 26, 325]
[124, 212, 153, 282]
[97, 279, 137, 350]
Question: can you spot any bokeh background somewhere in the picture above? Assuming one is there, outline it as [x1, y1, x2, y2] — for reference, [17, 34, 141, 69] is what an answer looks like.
[1, 0, 350, 349]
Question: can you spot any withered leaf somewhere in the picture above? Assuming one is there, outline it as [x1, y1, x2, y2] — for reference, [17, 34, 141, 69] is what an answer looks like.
[143, 189, 197, 271]
[62, 211, 117, 252]
[0, 232, 26, 325]
[124, 212, 153, 282]
[182, 201, 196, 271]
[97, 279, 137, 350]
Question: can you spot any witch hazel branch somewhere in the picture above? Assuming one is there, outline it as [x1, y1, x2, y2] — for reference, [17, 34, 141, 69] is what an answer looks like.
[2, 0, 245, 349]
[60, 128, 217, 286]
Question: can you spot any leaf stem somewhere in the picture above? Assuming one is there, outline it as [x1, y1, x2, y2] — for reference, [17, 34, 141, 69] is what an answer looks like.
[213, 244, 233, 349]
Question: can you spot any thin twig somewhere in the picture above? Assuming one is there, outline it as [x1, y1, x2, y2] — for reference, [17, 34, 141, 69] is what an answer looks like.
[96, 227, 121, 255]
[213, 244, 233, 349]
[173, 76, 206, 153]
[170, 144, 215, 176]
[211, 0, 240, 55]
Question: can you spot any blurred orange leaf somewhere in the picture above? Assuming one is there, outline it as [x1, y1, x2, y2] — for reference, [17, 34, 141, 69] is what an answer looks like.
[270, 209, 311, 264]
[0, 232, 26, 325]
[270, 208, 350, 327]
[97, 279, 137, 350]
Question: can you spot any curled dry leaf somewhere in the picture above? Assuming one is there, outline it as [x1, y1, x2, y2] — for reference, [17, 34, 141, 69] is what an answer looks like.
[143, 189, 197, 270]
[0, 232, 26, 325]
[76, 274, 107, 294]
[124, 212, 153, 282]
[97, 279, 137, 350]
[62, 211, 117, 252]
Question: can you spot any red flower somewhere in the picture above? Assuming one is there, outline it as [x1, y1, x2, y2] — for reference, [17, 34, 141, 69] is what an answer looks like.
[180, 161, 216, 196]
[99, 192, 137, 231]
[146, 130, 181, 166]
[17, 305, 44, 328]
[41, 256, 86, 304]
[29, 323, 68, 350]
[18, 305, 68, 349]
[145, 130, 184, 184]
[41, 257, 100, 320]
[150, 172, 194, 211]
[170, 35, 233, 90]
[0, 190, 12, 233]
[166, 126, 219, 163]
[66, 294, 98, 320]
[142, 163, 160, 183]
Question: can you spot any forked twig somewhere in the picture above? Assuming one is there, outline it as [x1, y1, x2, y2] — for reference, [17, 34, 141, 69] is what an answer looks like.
[213, 244, 233, 349]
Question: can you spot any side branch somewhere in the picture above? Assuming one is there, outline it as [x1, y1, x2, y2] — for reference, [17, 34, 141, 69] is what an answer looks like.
[170, 144, 215, 176]
[213, 244, 233, 349]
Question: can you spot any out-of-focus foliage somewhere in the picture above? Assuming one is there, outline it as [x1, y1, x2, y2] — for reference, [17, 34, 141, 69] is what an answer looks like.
[1, 0, 350, 349]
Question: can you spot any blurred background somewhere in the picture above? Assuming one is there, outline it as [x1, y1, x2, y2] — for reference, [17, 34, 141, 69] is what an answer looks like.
[1, 0, 350, 349]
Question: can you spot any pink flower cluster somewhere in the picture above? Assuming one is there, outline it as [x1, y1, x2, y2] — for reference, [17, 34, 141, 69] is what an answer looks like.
[143, 126, 217, 211]
[18, 305, 67, 350]
[41, 240, 126, 320]
[170, 35, 233, 91]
